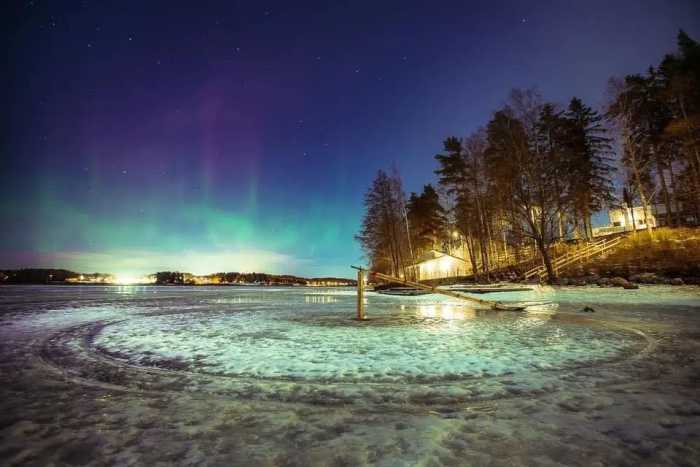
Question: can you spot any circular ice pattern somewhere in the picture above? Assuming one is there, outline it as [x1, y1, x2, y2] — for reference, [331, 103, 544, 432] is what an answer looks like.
[94, 302, 639, 383]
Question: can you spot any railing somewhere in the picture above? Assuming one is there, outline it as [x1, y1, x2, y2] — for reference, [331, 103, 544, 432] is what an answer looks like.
[470, 245, 538, 275]
[523, 236, 623, 281]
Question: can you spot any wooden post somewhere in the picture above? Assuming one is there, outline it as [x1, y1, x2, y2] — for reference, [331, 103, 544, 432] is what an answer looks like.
[356, 269, 366, 320]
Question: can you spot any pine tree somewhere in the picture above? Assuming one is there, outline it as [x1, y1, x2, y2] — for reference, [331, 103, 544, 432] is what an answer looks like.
[565, 97, 616, 237]
[435, 131, 497, 280]
[406, 184, 447, 255]
[356, 170, 410, 276]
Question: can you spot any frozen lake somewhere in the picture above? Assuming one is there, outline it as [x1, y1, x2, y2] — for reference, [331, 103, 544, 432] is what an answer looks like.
[1, 285, 699, 465]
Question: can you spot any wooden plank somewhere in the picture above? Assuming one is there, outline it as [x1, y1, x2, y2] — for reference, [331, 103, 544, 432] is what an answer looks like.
[351, 266, 524, 311]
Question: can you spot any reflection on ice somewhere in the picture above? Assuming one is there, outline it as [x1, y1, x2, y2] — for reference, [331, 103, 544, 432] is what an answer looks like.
[418, 303, 477, 320]
[304, 294, 339, 304]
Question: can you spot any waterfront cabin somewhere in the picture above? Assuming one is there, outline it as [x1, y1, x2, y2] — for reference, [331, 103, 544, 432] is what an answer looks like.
[406, 250, 472, 281]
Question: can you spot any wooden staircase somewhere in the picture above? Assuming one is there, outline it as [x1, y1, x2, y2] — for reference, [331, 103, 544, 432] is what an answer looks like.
[523, 236, 623, 281]
[467, 245, 538, 277]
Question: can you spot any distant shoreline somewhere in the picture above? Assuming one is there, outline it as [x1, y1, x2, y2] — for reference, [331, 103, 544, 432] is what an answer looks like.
[0, 282, 355, 287]
[0, 269, 357, 287]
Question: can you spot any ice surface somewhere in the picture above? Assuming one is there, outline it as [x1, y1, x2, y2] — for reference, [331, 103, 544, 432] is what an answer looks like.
[1, 284, 699, 466]
[93, 293, 638, 382]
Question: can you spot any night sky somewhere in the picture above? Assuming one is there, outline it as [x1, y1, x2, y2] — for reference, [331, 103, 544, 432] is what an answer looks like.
[3, 1, 699, 277]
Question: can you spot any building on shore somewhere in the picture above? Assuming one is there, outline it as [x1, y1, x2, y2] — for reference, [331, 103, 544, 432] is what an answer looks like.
[305, 278, 357, 287]
[592, 202, 700, 238]
[592, 206, 657, 237]
[405, 250, 472, 281]
[65, 273, 117, 284]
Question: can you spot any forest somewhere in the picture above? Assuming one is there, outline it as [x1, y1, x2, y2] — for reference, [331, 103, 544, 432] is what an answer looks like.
[357, 31, 700, 283]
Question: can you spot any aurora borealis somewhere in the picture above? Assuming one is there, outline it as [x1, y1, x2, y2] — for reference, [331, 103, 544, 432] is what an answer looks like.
[3, 1, 699, 277]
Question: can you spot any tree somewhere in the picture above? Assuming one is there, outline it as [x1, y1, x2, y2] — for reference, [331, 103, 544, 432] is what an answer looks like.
[622, 185, 637, 233]
[484, 89, 572, 283]
[607, 76, 657, 237]
[406, 184, 447, 255]
[564, 97, 616, 238]
[356, 169, 410, 276]
[608, 31, 700, 230]
[435, 131, 498, 280]
[659, 30, 700, 221]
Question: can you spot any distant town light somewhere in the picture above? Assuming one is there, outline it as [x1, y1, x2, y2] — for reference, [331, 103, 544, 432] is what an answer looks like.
[114, 274, 139, 285]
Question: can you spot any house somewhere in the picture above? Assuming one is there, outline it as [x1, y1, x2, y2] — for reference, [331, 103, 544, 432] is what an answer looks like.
[591, 206, 656, 237]
[406, 250, 472, 281]
[610, 206, 656, 230]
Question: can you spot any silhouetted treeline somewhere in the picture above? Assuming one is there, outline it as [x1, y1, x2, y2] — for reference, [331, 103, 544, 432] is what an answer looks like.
[154, 271, 354, 285]
[0, 269, 79, 283]
[155, 271, 189, 284]
[0, 269, 355, 286]
[215, 272, 308, 285]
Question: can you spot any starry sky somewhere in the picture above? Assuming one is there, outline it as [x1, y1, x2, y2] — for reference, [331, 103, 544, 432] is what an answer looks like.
[2, 1, 699, 277]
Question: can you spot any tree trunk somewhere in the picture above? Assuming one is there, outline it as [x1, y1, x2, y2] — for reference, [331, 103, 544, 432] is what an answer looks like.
[536, 238, 556, 283]
[572, 213, 582, 239]
[557, 211, 564, 239]
[630, 204, 637, 234]
[654, 150, 674, 227]
[629, 143, 654, 239]
[622, 207, 631, 233]
[688, 155, 700, 222]
[677, 96, 700, 218]
[465, 234, 479, 281]
[667, 162, 682, 225]
[583, 210, 593, 240]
